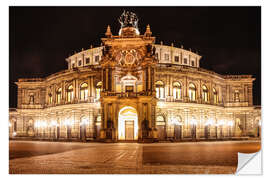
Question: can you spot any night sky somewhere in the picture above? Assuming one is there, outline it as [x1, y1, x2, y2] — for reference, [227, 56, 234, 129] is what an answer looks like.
[9, 7, 261, 108]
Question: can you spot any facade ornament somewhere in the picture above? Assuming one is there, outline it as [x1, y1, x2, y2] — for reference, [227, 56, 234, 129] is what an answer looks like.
[105, 25, 112, 38]
[144, 24, 152, 37]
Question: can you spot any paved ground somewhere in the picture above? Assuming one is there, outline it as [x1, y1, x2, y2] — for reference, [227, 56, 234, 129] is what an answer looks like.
[9, 140, 261, 174]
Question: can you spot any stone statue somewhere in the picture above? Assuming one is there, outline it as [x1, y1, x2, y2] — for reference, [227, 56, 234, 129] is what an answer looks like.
[146, 44, 152, 54]
[152, 46, 156, 56]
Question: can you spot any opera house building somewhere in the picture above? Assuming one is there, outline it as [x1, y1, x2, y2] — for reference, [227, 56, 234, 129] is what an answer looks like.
[9, 12, 261, 142]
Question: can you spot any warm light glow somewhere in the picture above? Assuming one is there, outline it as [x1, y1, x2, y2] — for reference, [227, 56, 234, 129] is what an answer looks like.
[190, 118, 197, 125]
[170, 117, 182, 125]
[205, 119, 214, 126]
[50, 120, 58, 127]
[218, 120, 225, 126]
[118, 106, 138, 140]
[64, 119, 74, 126]
[227, 121, 233, 127]
[9, 122, 12, 127]
[34, 121, 40, 128]
[80, 118, 90, 126]
[12, 132, 17, 136]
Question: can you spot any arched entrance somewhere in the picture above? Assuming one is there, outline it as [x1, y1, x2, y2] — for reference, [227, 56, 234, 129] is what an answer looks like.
[118, 106, 138, 140]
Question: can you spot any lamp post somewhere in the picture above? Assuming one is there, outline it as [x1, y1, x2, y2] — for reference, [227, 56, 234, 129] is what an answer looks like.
[34, 121, 40, 137]
[227, 121, 233, 138]
[50, 121, 58, 140]
[205, 119, 213, 140]
[80, 118, 89, 141]
[190, 119, 197, 140]
[219, 120, 225, 139]
[215, 122, 218, 139]
[64, 119, 74, 140]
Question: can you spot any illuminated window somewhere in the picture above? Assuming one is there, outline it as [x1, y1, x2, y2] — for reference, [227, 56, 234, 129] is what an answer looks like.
[188, 83, 196, 101]
[85, 57, 90, 64]
[67, 85, 74, 102]
[48, 93, 53, 104]
[174, 56, 179, 62]
[213, 88, 218, 104]
[56, 88, 62, 104]
[184, 58, 187, 64]
[234, 90, 240, 102]
[164, 54, 169, 61]
[80, 83, 88, 101]
[155, 81, 165, 99]
[156, 115, 165, 126]
[96, 81, 102, 100]
[95, 55, 99, 62]
[202, 85, 209, 102]
[173, 82, 181, 100]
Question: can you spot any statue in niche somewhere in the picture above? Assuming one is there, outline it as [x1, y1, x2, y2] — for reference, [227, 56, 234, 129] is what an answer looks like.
[29, 93, 35, 105]
[102, 45, 111, 57]
[152, 46, 156, 56]
[146, 44, 152, 55]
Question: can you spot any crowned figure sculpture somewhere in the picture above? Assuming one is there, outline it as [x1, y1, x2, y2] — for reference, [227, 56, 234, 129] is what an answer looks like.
[118, 10, 140, 36]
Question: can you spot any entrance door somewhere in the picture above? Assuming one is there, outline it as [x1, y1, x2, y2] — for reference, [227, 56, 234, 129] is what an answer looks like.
[125, 121, 134, 140]
[80, 125, 86, 141]
[157, 125, 165, 140]
[174, 125, 181, 140]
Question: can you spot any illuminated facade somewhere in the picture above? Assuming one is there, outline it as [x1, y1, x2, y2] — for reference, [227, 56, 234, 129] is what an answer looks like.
[9, 11, 261, 142]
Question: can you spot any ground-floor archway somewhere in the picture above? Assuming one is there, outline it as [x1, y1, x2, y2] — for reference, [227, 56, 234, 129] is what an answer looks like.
[118, 106, 138, 140]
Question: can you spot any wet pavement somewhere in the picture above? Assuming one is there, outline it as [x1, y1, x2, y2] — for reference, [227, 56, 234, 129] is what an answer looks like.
[9, 140, 261, 174]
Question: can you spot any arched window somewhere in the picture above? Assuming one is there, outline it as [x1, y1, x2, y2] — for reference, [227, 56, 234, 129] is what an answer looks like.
[155, 81, 165, 99]
[156, 115, 165, 125]
[188, 83, 196, 101]
[234, 90, 240, 102]
[213, 88, 218, 104]
[80, 83, 88, 101]
[173, 82, 181, 100]
[96, 81, 102, 100]
[67, 85, 74, 102]
[48, 93, 53, 104]
[202, 85, 209, 102]
[56, 88, 62, 104]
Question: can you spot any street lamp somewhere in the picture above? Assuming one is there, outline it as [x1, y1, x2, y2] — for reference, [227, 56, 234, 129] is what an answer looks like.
[12, 132, 17, 137]
[190, 119, 197, 140]
[40, 121, 47, 138]
[64, 119, 74, 139]
[80, 118, 89, 141]
[218, 120, 225, 139]
[205, 119, 213, 139]
[227, 121, 233, 138]
[34, 121, 41, 137]
[49, 120, 59, 139]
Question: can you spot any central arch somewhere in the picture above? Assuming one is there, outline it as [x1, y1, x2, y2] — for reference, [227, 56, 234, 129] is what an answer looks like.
[118, 106, 138, 140]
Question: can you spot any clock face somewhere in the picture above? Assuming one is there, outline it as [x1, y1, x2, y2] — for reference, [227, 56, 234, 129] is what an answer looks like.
[125, 53, 135, 65]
